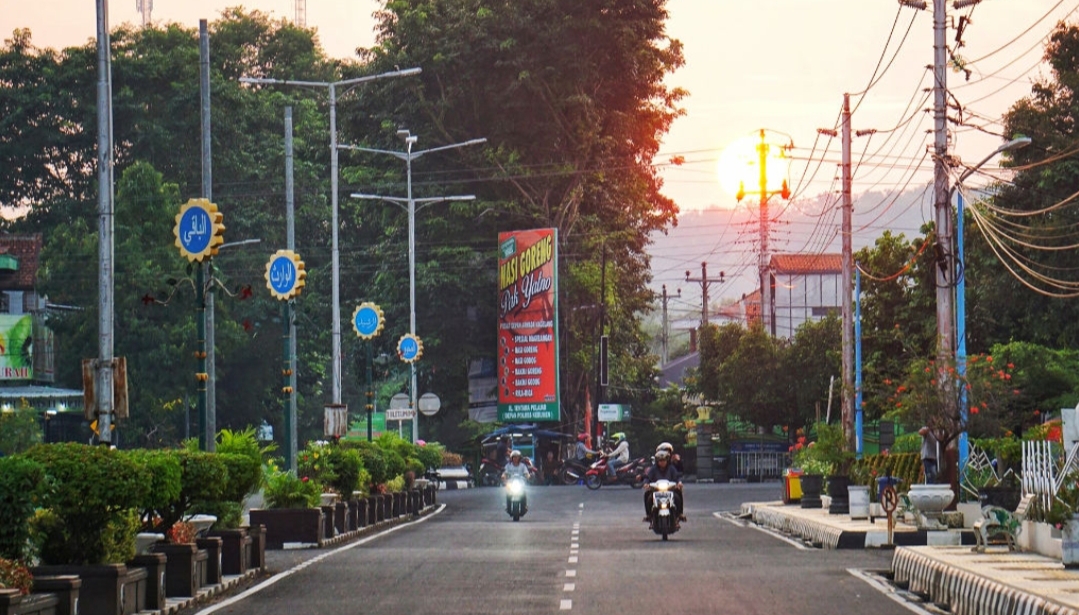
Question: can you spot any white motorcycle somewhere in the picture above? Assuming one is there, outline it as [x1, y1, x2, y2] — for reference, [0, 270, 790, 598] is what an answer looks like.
[505, 476, 528, 521]
[648, 479, 681, 540]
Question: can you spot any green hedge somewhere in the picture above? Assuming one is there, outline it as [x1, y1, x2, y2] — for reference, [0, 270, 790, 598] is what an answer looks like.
[23, 444, 149, 565]
[850, 452, 921, 496]
[0, 456, 46, 560]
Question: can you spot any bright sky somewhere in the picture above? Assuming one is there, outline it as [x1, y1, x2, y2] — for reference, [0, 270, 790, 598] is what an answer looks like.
[3, 0, 1073, 318]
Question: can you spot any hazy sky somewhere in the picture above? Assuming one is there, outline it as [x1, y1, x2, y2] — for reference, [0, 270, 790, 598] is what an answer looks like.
[2, 0, 1073, 316]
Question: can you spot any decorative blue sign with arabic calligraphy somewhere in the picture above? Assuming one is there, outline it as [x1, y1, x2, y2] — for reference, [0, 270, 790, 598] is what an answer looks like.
[173, 198, 225, 262]
[268, 256, 297, 295]
[353, 303, 384, 340]
[178, 207, 212, 254]
[264, 250, 306, 300]
[397, 333, 423, 363]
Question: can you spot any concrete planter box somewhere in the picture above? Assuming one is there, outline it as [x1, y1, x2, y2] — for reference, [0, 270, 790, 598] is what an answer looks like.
[1018, 520, 1062, 560]
[29, 575, 80, 615]
[208, 529, 251, 576]
[319, 506, 336, 540]
[126, 554, 166, 612]
[247, 525, 266, 569]
[0, 589, 59, 615]
[334, 502, 348, 533]
[150, 543, 200, 598]
[196, 537, 222, 586]
[248, 509, 324, 549]
[29, 564, 146, 615]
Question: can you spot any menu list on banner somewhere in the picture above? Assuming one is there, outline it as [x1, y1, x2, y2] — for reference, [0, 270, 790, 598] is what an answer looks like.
[497, 228, 560, 422]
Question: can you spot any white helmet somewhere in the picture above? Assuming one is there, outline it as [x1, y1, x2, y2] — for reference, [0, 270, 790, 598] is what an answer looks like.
[656, 442, 674, 454]
[655, 450, 671, 462]
[510, 450, 522, 460]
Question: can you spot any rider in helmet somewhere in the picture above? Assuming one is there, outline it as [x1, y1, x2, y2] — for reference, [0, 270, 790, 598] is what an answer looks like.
[502, 450, 533, 514]
[642, 449, 685, 524]
[575, 433, 598, 462]
[656, 442, 683, 473]
[605, 432, 630, 478]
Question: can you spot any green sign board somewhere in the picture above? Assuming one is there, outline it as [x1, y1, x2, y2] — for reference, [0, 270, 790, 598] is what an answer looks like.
[345, 412, 386, 440]
[498, 402, 560, 423]
[598, 403, 630, 422]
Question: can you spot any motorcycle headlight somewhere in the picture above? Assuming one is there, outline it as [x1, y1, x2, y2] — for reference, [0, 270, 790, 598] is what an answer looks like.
[508, 479, 525, 495]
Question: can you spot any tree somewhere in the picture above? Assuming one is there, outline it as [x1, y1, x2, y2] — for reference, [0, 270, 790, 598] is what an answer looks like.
[854, 230, 935, 420]
[968, 21, 1079, 349]
[717, 325, 792, 430]
[695, 323, 744, 402]
[344, 0, 686, 434]
[784, 314, 841, 428]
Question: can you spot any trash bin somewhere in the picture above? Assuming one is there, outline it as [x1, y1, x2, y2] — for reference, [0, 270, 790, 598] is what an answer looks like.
[784, 468, 804, 504]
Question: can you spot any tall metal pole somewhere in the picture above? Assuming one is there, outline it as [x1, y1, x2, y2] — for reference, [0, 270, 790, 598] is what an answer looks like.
[200, 20, 216, 452]
[957, 190, 968, 473]
[196, 263, 206, 450]
[406, 138, 418, 440]
[661, 285, 670, 365]
[95, 0, 116, 444]
[701, 262, 709, 326]
[285, 106, 298, 471]
[841, 93, 854, 447]
[758, 129, 772, 336]
[855, 268, 864, 456]
[330, 84, 342, 407]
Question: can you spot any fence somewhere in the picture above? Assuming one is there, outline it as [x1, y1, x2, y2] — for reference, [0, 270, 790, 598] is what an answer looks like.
[730, 450, 788, 481]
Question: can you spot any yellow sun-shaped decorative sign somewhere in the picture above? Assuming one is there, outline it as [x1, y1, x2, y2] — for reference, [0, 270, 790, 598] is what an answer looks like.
[173, 198, 225, 262]
[264, 250, 306, 300]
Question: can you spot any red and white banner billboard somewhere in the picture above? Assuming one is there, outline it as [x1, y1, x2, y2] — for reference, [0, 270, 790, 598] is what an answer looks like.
[497, 229, 560, 422]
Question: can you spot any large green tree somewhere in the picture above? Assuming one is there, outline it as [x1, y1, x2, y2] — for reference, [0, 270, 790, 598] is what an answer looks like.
[964, 21, 1079, 349]
[340, 0, 687, 433]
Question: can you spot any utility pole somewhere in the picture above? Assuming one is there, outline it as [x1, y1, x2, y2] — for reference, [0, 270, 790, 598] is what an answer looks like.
[284, 106, 298, 470]
[95, 0, 116, 444]
[841, 93, 854, 448]
[685, 263, 723, 327]
[660, 284, 680, 365]
[200, 20, 216, 452]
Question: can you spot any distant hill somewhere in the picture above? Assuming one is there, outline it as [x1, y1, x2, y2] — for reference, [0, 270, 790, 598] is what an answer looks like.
[645, 185, 932, 356]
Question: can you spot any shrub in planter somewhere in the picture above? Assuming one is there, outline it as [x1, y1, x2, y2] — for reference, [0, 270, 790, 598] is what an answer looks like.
[416, 442, 444, 470]
[298, 442, 338, 489]
[326, 448, 363, 496]
[0, 456, 47, 561]
[342, 441, 389, 487]
[157, 451, 227, 531]
[0, 558, 31, 595]
[441, 451, 463, 467]
[125, 449, 181, 531]
[22, 443, 148, 565]
[264, 471, 320, 509]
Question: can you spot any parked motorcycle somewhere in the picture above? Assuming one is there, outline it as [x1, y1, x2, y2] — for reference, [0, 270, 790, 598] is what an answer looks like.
[505, 476, 528, 521]
[647, 479, 681, 540]
[584, 456, 647, 490]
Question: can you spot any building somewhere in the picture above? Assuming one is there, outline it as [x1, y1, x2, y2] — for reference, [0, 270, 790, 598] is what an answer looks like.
[770, 253, 842, 339]
[0, 234, 84, 440]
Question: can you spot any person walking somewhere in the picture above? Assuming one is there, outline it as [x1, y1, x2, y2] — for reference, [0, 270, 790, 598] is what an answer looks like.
[919, 426, 938, 483]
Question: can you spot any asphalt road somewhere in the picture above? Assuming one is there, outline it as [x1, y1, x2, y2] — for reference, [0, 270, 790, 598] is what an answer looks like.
[200, 483, 919, 615]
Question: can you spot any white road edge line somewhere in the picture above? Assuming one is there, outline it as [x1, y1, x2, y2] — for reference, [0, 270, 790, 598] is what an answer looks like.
[194, 504, 448, 615]
[712, 511, 809, 550]
[848, 568, 936, 615]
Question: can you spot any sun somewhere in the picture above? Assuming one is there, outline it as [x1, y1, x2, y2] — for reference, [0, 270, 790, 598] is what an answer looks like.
[716, 133, 792, 200]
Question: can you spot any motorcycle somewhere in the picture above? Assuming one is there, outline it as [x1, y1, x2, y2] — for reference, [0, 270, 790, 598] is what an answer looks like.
[648, 479, 681, 540]
[505, 476, 528, 521]
[478, 458, 504, 487]
[558, 456, 595, 485]
[584, 456, 647, 490]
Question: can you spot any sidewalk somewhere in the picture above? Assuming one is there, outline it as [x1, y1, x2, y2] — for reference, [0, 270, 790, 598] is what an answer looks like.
[742, 500, 1079, 615]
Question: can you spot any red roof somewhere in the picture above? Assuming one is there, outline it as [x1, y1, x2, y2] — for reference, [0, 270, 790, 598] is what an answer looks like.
[0, 234, 43, 290]
[770, 253, 842, 274]
[742, 289, 761, 326]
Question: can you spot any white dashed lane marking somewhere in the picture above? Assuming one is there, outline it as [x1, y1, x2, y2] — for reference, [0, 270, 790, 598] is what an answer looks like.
[564, 583, 575, 592]
[560, 599, 573, 610]
[566, 570, 577, 577]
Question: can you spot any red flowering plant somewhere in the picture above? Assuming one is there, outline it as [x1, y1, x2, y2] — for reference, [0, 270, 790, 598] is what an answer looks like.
[165, 521, 196, 544]
[0, 558, 32, 595]
[884, 354, 1018, 458]
[263, 470, 321, 509]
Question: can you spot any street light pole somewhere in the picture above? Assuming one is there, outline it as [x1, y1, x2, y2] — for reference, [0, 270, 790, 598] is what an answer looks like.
[954, 136, 1030, 473]
[347, 131, 485, 440]
[239, 68, 421, 412]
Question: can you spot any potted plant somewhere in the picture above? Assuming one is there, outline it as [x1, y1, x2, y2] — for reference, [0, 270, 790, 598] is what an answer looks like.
[790, 429, 829, 509]
[807, 422, 855, 514]
[249, 471, 323, 549]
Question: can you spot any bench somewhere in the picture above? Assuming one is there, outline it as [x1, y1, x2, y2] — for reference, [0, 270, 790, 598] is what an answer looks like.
[972, 494, 1032, 553]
